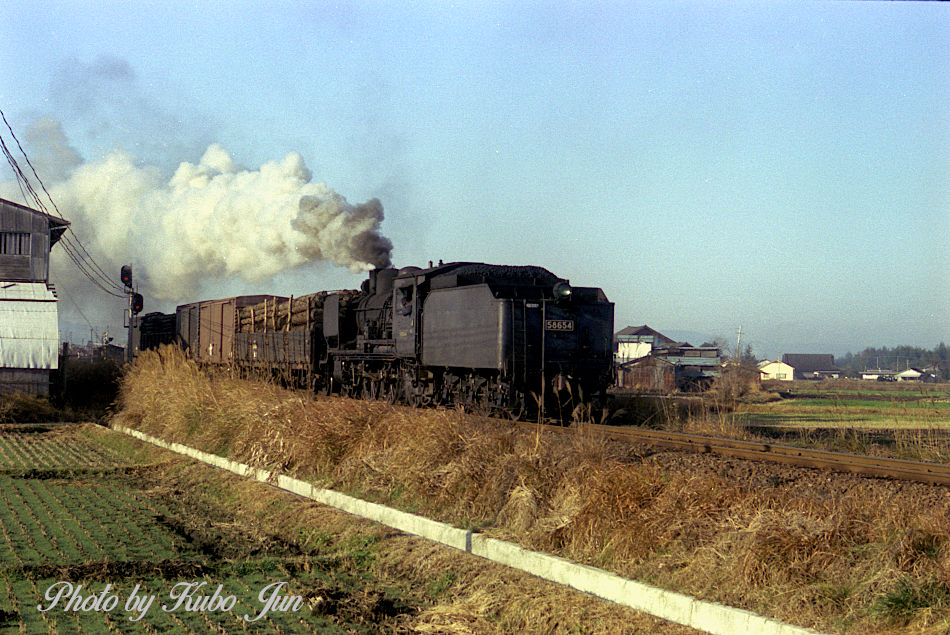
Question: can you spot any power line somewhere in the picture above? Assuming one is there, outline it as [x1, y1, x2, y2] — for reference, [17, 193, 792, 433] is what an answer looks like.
[60, 287, 94, 331]
[0, 108, 127, 298]
[0, 110, 67, 222]
[0, 145, 126, 295]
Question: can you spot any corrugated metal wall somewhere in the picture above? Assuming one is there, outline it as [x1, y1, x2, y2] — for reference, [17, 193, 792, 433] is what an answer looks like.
[0, 283, 59, 370]
[0, 282, 59, 396]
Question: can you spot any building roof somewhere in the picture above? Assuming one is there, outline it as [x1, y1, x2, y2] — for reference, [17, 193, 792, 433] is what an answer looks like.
[781, 353, 838, 372]
[618, 355, 675, 369]
[661, 356, 722, 368]
[0, 197, 69, 225]
[615, 324, 675, 343]
[759, 359, 792, 369]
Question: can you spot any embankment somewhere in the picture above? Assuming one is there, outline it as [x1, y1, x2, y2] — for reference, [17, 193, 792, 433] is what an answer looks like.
[112, 347, 950, 634]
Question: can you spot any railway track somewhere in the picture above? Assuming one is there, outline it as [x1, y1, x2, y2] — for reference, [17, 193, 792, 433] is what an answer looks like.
[525, 422, 950, 487]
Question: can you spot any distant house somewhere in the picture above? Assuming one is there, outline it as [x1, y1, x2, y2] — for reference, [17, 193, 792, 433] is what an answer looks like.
[616, 341, 721, 392]
[781, 354, 840, 380]
[896, 368, 922, 382]
[614, 325, 676, 363]
[861, 369, 897, 381]
[0, 198, 69, 396]
[759, 360, 794, 381]
[895, 368, 937, 382]
[654, 344, 722, 390]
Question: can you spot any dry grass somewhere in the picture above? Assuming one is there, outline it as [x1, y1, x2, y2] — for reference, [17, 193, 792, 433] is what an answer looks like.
[162, 460, 694, 634]
[113, 346, 950, 633]
[0, 392, 62, 423]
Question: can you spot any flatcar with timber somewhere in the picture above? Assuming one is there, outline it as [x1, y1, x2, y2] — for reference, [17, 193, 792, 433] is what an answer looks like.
[139, 261, 614, 420]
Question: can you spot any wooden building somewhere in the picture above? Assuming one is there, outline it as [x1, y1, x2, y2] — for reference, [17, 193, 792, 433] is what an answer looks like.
[0, 198, 69, 396]
[617, 356, 676, 392]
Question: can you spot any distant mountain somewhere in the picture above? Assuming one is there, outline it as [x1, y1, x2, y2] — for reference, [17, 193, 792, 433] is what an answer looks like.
[661, 330, 721, 347]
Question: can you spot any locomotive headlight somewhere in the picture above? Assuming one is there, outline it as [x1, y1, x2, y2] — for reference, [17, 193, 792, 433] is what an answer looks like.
[553, 281, 572, 300]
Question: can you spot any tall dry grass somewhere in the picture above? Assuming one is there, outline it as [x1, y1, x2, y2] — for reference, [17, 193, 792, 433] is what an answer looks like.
[113, 346, 950, 633]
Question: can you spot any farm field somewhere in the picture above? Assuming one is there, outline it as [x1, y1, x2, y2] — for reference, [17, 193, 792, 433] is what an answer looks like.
[738, 381, 950, 430]
[0, 423, 683, 634]
[0, 423, 402, 633]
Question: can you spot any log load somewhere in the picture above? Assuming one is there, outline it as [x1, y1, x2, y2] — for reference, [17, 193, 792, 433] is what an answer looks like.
[237, 290, 360, 333]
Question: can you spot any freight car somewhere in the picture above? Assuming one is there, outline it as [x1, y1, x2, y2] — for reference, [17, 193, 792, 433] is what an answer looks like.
[137, 312, 177, 350]
[140, 262, 614, 420]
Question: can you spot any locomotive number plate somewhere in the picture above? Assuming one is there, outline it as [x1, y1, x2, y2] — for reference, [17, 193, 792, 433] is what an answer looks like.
[545, 319, 574, 332]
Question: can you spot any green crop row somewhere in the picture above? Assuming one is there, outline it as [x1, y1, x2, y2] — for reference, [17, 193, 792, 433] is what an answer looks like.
[0, 427, 127, 470]
[0, 424, 404, 633]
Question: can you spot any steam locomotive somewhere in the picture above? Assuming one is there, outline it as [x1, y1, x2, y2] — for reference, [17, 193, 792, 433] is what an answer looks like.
[140, 262, 614, 420]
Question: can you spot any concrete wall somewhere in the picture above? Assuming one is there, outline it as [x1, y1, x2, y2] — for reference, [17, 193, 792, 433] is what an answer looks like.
[113, 425, 823, 635]
[0, 368, 50, 396]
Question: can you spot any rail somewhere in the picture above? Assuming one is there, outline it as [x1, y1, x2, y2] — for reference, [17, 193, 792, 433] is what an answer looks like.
[519, 422, 950, 487]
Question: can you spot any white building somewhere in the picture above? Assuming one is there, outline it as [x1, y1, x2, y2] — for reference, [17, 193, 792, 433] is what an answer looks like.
[758, 360, 794, 381]
[896, 368, 924, 382]
[861, 369, 896, 381]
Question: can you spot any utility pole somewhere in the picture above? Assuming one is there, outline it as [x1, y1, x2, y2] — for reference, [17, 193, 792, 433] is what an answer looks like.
[736, 325, 742, 364]
[121, 265, 133, 363]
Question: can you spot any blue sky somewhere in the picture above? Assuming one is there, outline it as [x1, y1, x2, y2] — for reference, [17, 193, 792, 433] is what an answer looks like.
[2, 1, 948, 359]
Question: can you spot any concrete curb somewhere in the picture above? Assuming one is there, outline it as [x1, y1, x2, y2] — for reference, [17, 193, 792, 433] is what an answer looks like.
[114, 425, 822, 635]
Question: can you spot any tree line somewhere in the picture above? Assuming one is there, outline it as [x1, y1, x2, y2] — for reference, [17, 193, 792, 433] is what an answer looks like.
[836, 344, 949, 380]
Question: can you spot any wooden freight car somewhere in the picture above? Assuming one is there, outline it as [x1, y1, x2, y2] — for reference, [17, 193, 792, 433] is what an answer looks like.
[176, 295, 282, 365]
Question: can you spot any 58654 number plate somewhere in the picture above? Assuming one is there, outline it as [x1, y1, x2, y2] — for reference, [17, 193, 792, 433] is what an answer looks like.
[545, 319, 574, 332]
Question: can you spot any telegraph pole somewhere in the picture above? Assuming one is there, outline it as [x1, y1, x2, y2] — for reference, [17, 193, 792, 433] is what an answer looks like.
[736, 325, 742, 364]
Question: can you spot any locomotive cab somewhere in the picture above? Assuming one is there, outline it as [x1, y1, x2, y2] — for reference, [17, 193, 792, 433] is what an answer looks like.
[390, 268, 421, 358]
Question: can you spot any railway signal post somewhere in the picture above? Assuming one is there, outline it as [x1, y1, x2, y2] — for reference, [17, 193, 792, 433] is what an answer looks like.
[120, 265, 143, 363]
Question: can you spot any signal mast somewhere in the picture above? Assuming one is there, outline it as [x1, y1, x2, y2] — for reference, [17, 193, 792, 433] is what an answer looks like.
[120, 265, 143, 362]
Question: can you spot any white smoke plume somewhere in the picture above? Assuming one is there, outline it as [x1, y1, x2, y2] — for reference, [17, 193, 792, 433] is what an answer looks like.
[11, 121, 392, 303]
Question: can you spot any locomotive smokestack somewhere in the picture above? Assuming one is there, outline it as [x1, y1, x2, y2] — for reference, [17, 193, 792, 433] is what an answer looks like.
[375, 266, 397, 297]
[367, 268, 378, 295]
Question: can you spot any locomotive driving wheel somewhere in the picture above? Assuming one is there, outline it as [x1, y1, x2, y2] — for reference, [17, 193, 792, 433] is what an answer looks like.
[398, 372, 422, 407]
[362, 378, 379, 401]
[381, 379, 396, 404]
[507, 389, 526, 421]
